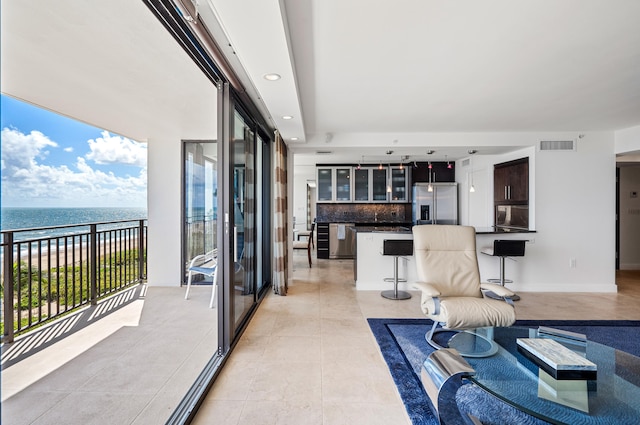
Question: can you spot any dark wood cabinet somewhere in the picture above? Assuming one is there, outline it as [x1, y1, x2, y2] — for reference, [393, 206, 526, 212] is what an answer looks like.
[316, 223, 330, 259]
[494, 158, 528, 204]
[411, 162, 455, 185]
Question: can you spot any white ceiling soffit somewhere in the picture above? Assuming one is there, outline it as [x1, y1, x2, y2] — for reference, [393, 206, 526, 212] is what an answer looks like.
[199, 0, 305, 142]
[202, 0, 640, 153]
[0, 0, 218, 142]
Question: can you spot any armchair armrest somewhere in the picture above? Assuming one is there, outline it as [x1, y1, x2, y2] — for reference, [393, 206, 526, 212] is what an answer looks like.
[414, 282, 441, 316]
[480, 282, 515, 298]
[413, 282, 441, 297]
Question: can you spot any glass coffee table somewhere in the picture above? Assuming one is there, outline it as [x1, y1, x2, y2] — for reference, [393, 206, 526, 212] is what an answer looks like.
[446, 326, 640, 424]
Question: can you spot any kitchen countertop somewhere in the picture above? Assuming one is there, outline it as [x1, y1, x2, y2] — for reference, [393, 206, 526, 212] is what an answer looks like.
[354, 226, 412, 233]
[322, 222, 535, 234]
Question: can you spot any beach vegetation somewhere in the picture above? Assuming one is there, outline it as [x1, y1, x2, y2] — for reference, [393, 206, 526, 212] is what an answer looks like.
[1, 248, 146, 336]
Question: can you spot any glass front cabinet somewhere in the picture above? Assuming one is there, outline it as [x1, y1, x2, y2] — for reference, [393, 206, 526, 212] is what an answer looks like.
[317, 168, 333, 201]
[317, 166, 409, 203]
[317, 167, 352, 202]
[390, 167, 409, 201]
[352, 167, 388, 202]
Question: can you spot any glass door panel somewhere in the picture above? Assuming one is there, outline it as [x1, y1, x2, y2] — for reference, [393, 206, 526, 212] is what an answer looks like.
[372, 168, 388, 201]
[335, 167, 351, 201]
[232, 110, 255, 332]
[354, 168, 369, 201]
[184, 142, 218, 283]
[391, 168, 407, 201]
[317, 168, 333, 201]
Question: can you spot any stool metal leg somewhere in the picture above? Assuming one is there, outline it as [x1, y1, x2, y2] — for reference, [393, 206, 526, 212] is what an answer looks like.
[381, 256, 411, 300]
[485, 256, 521, 301]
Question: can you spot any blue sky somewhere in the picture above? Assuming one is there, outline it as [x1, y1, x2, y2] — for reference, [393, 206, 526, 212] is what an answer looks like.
[1, 95, 147, 208]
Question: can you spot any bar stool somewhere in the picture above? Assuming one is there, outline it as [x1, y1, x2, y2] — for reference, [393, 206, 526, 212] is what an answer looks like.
[381, 239, 413, 300]
[481, 239, 526, 301]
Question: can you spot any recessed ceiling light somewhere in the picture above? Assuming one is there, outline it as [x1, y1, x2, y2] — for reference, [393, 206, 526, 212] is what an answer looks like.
[282, 115, 293, 120]
[291, 137, 299, 141]
[263, 73, 281, 81]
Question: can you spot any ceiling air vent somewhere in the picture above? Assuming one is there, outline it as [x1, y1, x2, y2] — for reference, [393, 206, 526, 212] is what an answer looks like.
[461, 158, 470, 167]
[539, 140, 576, 151]
[315, 150, 333, 155]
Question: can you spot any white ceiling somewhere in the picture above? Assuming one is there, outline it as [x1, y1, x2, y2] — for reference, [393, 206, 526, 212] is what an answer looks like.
[203, 0, 640, 163]
[2, 0, 639, 165]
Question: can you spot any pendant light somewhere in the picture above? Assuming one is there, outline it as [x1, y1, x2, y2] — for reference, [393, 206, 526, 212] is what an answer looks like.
[468, 150, 477, 193]
[427, 161, 433, 192]
[446, 155, 452, 169]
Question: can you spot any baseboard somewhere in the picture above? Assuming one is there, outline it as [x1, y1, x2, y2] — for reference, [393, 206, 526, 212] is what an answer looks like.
[514, 282, 618, 293]
[619, 263, 640, 270]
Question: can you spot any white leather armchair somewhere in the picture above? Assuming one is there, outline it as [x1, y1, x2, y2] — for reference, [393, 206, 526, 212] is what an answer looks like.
[412, 225, 516, 356]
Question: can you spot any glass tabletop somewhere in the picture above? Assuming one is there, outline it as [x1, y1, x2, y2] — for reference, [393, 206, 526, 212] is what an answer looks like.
[449, 326, 640, 425]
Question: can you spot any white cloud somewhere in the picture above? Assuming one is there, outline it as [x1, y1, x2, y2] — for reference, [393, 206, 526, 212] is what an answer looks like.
[64, 147, 74, 152]
[85, 131, 147, 167]
[1, 127, 58, 169]
[1, 127, 146, 207]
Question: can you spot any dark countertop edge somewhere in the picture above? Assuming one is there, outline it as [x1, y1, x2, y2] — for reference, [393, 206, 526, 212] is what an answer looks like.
[316, 221, 412, 226]
[317, 221, 536, 235]
[474, 227, 537, 234]
[355, 226, 412, 233]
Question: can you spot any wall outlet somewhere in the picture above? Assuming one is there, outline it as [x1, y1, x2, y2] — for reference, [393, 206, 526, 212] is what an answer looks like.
[570, 258, 577, 268]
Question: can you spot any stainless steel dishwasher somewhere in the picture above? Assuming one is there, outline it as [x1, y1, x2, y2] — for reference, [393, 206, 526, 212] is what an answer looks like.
[329, 223, 355, 259]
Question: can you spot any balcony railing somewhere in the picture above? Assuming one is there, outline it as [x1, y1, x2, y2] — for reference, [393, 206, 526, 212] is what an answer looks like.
[1, 219, 147, 343]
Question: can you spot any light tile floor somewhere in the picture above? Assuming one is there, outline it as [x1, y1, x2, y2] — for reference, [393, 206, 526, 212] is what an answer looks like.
[3, 252, 640, 425]
[191, 254, 640, 425]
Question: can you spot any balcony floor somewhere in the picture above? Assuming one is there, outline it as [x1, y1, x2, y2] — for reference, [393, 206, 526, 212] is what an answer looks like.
[1, 283, 217, 425]
[3, 251, 640, 424]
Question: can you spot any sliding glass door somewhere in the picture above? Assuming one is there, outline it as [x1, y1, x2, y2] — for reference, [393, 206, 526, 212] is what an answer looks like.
[231, 109, 255, 332]
[184, 141, 218, 282]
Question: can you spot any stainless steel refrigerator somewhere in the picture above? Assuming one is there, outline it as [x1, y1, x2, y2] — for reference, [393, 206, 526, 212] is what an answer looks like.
[412, 183, 458, 225]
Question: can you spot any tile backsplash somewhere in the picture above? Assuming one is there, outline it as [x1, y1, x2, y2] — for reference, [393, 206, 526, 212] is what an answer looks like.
[316, 203, 411, 223]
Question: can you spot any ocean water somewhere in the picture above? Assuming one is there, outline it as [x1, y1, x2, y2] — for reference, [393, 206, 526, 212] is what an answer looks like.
[1, 207, 147, 242]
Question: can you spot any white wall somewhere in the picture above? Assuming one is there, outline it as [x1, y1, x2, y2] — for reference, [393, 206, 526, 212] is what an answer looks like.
[292, 130, 618, 292]
[147, 137, 183, 286]
[517, 132, 614, 292]
[292, 164, 316, 231]
[615, 125, 640, 154]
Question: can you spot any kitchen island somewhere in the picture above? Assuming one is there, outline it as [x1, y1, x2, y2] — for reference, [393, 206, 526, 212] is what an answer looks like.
[355, 226, 417, 292]
[354, 225, 535, 292]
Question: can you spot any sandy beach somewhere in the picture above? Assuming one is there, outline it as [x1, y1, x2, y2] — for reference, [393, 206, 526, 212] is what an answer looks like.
[2, 236, 145, 274]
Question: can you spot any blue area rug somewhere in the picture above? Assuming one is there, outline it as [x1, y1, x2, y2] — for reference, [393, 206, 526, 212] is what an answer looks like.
[367, 318, 640, 425]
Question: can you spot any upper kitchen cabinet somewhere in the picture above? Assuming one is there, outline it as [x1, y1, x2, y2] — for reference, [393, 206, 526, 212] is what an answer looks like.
[411, 161, 455, 185]
[353, 166, 388, 202]
[494, 158, 528, 204]
[318, 165, 410, 203]
[317, 167, 352, 202]
[353, 167, 370, 201]
[390, 166, 410, 202]
[372, 167, 389, 202]
[317, 167, 333, 201]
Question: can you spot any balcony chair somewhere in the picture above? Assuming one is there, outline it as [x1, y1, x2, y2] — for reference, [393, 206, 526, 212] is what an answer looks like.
[185, 249, 218, 308]
[412, 225, 516, 357]
[292, 222, 314, 267]
[296, 219, 316, 248]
